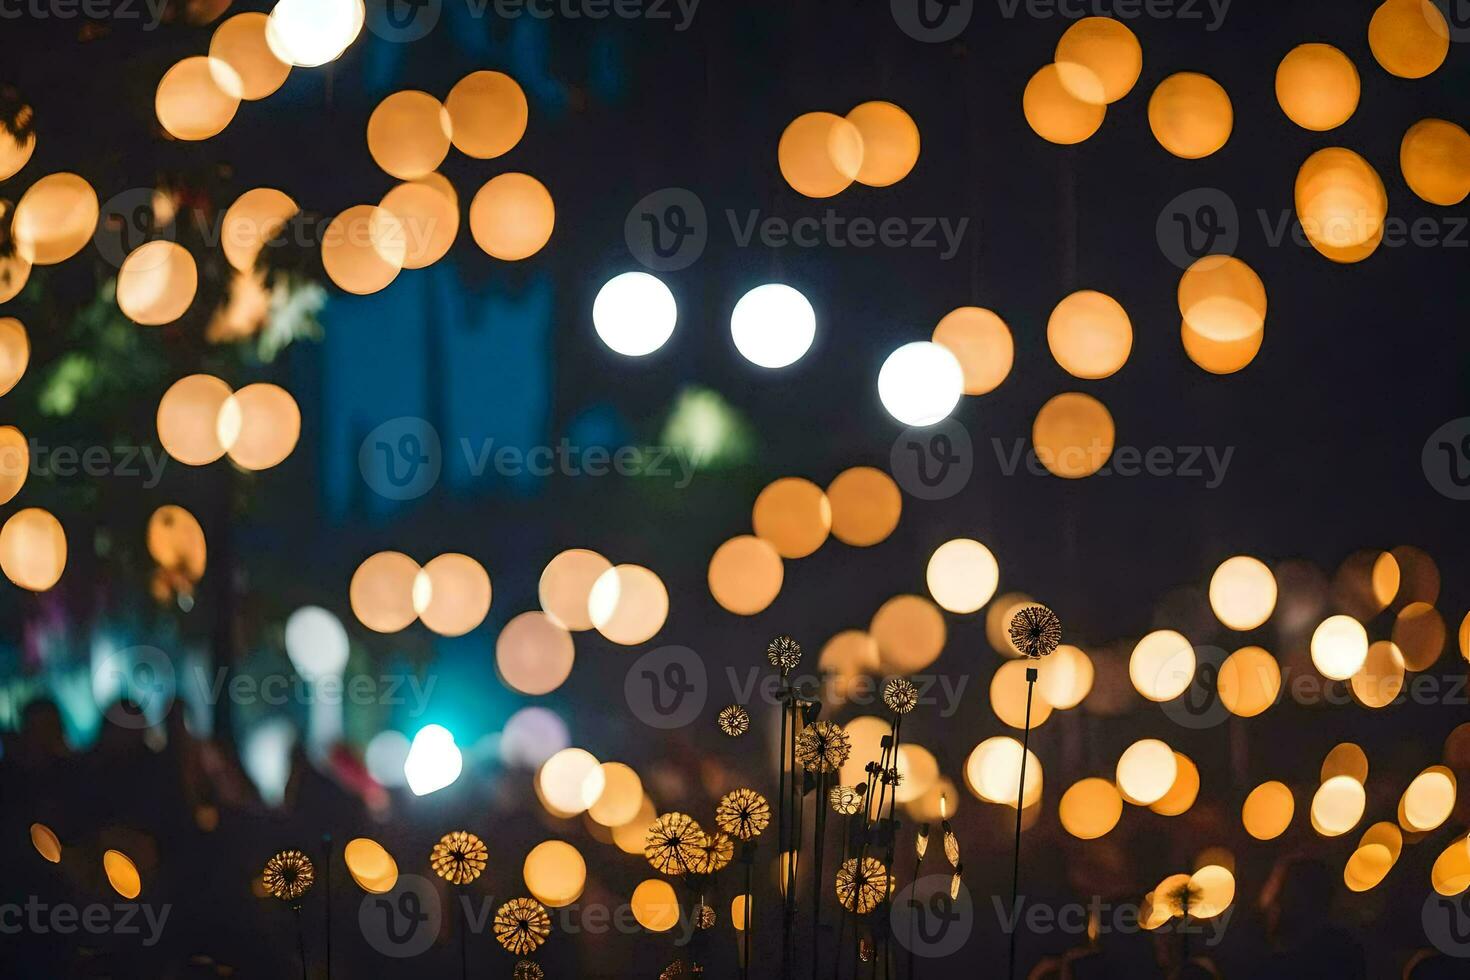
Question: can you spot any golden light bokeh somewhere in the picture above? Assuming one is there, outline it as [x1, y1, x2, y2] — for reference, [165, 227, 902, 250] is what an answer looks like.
[222, 188, 299, 272]
[496, 611, 575, 695]
[1391, 544, 1440, 605]
[1181, 317, 1263, 374]
[0, 116, 34, 181]
[826, 466, 901, 547]
[1217, 646, 1280, 717]
[1460, 610, 1469, 662]
[818, 630, 882, 699]
[1129, 630, 1195, 702]
[13, 173, 99, 265]
[538, 548, 612, 631]
[1295, 147, 1387, 262]
[1401, 119, 1470, 206]
[1431, 836, 1470, 896]
[0, 253, 31, 304]
[1361, 821, 1404, 862]
[156, 57, 242, 141]
[1037, 644, 1094, 709]
[612, 797, 657, 855]
[1047, 290, 1132, 379]
[103, 849, 142, 900]
[147, 505, 207, 582]
[1311, 775, 1366, 837]
[210, 12, 291, 101]
[631, 878, 680, 932]
[157, 374, 233, 466]
[416, 553, 491, 636]
[708, 534, 784, 615]
[931, 306, 1013, 396]
[778, 111, 864, 198]
[1351, 640, 1406, 709]
[1188, 865, 1235, 917]
[469, 173, 555, 261]
[1242, 781, 1294, 840]
[30, 823, 61, 863]
[588, 762, 643, 827]
[367, 90, 452, 180]
[0, 508, 66, 592]
[1032, 392, 1115, 479]
[752, 477, 832, 559]
[265, 0, 364, 67]
[1059, 778, 1122, 839]
[322, 205, 406, 295]
[839, 715, 889, 788]
[1148, 72, 1232, 159]
[0, 426, 29, 506]
[0, 318, 29, 396]
[1023, 64, 1106, 144]
[1322, 742, 1369, 784]
[1054, 17, 1142, 105]
[524, 840, 586, 908]
[1178, 255, 1267, 343]
[538, 749, 604, 817]
[219, 383, 300, 470]
[1209, 555, 1277, 630]
[845, 101, 919, 187]
[588, 563, 669, 645]
[987, 592, 1036, 658]
[380, 175, 459, 270]
[1275, 44, 1360, 131]
[925, 538, 999, 615]
[1150, 753, 1200, 816]
[344, 838, 399, 894]
[117, 241, 198, 326]
[966, 736, 1042, 808]
[1394, 601, 1446, 671]
[991, 659, 1054, 730]
[1400, 765, 1456, 832]
[823, 467, 899, 543]
[894, 743, 939, 803]
[1115, 739, 1177, 806]
[1345, 843, 1394, 893]
[1311, 614, 1369, 680]
[350, 551, 422, 633]
[869, 594, 947, 673]
[446, 70, 528, 159]
[731, 894, 751, 930]
[1368, 0, 1449, 79]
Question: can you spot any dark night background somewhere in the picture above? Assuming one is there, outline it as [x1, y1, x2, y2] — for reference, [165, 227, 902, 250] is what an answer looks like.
[1, 0, 1468, 977]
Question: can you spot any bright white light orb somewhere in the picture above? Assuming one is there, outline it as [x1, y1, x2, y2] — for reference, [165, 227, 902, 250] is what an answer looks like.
[404, 724, 463, 797]
[877, 341, 964, 426]
[266, 0, 364, 69]
[593, 272, 676, 357]
[284, 605, 349, 681]
[730, 283, 816, 368]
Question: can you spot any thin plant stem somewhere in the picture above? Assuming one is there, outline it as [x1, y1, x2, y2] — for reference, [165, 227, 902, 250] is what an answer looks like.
[778, 675, 791, 980]
[810, 771, 827, 980]
[1007, 670, 1037, 980]
[459, 889, 468, 980]
[743, 857, 753, 980]
[294, 904, 307, 980]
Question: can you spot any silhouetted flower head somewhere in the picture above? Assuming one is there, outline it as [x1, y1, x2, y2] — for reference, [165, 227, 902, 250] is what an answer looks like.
[795, 720, 851, 773]
[1009, 605, 1062, 659]
[717, 704, 750, 737]
[263, 850, 315, 903]
[767, 635, 802, 672]
[494, 897, 551, 956]
[431, 831, 487, 886]
[645, 812, 705, 875]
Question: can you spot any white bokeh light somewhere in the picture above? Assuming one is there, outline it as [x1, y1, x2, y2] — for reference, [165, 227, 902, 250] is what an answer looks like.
[284, 605, 350, 681]
[593, 272, 677, 357]
[730, 283, 816, 368]
[404, 724, 463, 796]
[365, 730, 411, 788]
[266, 0, 365, 69]
[877, 341, 965, 426]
